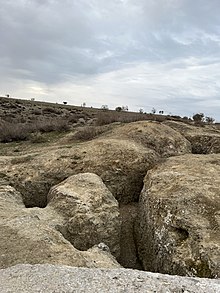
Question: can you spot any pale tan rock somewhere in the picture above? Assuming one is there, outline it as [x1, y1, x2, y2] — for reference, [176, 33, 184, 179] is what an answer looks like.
[0, 184, 120, 269]
[164, 120, 220, 154]
[107, 121, 192, 157]
[0, 136, 159, 206]
[137, 154, 220, 278]
[47, 173, 121, 258]
[1, 264, 220, 293]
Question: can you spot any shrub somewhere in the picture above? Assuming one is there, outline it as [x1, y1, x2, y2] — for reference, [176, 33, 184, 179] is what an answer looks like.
[29, 132, 48, 143]
[71, 126, 106, 141]
[192, 113, 204, 124]
[0, 118, 70, 143]
[0, 121, 33, 142]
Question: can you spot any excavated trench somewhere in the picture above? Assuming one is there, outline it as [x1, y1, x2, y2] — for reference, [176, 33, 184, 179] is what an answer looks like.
[17, 176, 145, 270]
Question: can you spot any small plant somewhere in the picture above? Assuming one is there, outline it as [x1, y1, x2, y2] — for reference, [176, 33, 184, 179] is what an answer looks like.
[101, 105, 109, 111]
[152, 108, 156, 114]
[29, 132, 48, 143]
[71, 126, 106, 141]
[205, 116, 215, 124]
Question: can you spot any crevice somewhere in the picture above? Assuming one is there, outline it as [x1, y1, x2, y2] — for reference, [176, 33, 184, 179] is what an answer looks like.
[118, 203, 143, 270]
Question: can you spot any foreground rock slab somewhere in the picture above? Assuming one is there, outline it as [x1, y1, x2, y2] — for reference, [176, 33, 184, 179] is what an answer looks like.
[0, 264, 220, 293]
[0, 183, 120, 269]
[138, 154, 220, 278]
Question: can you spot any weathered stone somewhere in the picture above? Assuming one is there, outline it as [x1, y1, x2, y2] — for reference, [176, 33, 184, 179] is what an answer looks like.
[164, 121, 220, 154]
[0, 136, 159, 206]
[1, 264, 220, 293]
[0, 184, 120, 269]
[137, 154, 220, 278]
[108, 121, 192, 157]
[47, 173, 121, 257]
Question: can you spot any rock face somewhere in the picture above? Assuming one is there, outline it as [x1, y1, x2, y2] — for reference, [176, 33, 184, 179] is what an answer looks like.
[137, 154, 220, 278]
[0, 121, 192, 208]
[0, 181, 120, 269]
[47, 173, 121, 257]
[0, 136, 159, 207]
[1, 264, 220, 293]
[164, 121, 220, 154]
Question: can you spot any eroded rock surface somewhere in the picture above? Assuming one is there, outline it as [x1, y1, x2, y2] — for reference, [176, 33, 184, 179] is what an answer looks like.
[137, 154, 220, 278]
[0, 136, 159, 206]
[1, 264, 220, 293]
[164, 121, 220, 154]
[0, 182, 120, 269]
[108, 121, 192, 157]
[47, 173, 120, 257]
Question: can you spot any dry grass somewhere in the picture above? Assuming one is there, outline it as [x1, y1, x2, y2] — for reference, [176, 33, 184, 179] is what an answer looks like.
[0, 118, 70, 143]
[71, 126, 107, 141]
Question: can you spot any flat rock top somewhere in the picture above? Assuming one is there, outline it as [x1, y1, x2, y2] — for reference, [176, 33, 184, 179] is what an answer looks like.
[0, 264, 220, 293]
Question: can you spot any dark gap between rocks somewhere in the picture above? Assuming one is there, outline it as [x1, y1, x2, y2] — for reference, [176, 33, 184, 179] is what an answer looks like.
[118, 203, 143, 270]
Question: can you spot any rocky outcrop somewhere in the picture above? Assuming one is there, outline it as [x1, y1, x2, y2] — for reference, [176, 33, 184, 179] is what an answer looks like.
[1, 264, 220, 293]
[0, 182, 120, 269]
[108, 121, 192, 157]
[47, 173, 120, 257]
[137, 154, 220, 278]
[164, 121, 220, 154]
[0, 137, 159, 206]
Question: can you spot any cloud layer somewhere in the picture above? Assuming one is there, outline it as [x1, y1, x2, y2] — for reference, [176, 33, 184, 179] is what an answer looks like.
[1, 0, 220, 119]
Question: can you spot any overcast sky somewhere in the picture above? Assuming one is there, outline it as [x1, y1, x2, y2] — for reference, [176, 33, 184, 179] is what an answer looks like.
[1, 0, 220, 120]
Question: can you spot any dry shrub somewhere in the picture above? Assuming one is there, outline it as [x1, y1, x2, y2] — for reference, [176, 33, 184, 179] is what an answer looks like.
[42, 107, 62, 114]
[72, 126, 106, 141]
[33, 118, 70, 133]
[0, 120, 34, 142]
[29, 132, 48, 143]
[0, 118, 70, 143]
[96, 111, 151, 125]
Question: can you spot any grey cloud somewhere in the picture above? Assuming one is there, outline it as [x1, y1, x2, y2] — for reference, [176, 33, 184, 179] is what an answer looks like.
[0, 0, 220, 119]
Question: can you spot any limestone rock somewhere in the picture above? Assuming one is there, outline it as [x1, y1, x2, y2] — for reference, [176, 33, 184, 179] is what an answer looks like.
[47, 173, 121, 257]
[0, 184, 120, 269]
[108, 121, 192, 157]
[164, 120, 220, 154]
[0, 137, 158, 206]
[1, 264, 220, 293]
[137, 154, 220, 278]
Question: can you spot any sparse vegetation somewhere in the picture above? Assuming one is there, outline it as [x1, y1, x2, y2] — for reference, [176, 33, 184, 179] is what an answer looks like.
[192, 113, 204, 125]
[71, 126, 107, 141]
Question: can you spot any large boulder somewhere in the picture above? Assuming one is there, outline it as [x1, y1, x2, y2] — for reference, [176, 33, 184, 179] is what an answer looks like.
[164, 121, 220, 154]
[137, 154, 220, 278]
[0, 184, 120, 269]
[1, 264, 220, 293]
[47, 173, 121, 258]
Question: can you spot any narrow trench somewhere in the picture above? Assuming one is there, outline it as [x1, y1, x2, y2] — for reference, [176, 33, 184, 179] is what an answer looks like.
[118, 202, 143, 270]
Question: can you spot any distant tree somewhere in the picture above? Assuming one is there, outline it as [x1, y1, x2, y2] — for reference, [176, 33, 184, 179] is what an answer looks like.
[101, 105, 109, 111]
[159, 110, 164, 114]
[139, 108, 144, 114]
[151, 107, 156, 114]
[122, 105, 128, 111]
[192, 113, 204, 124]
[6, 94, 10, 98]
[82, 102, 86, 107]
[115, 106, 122, 112]
[205, 116, 215, 124]
[63, 101, 67, 105]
